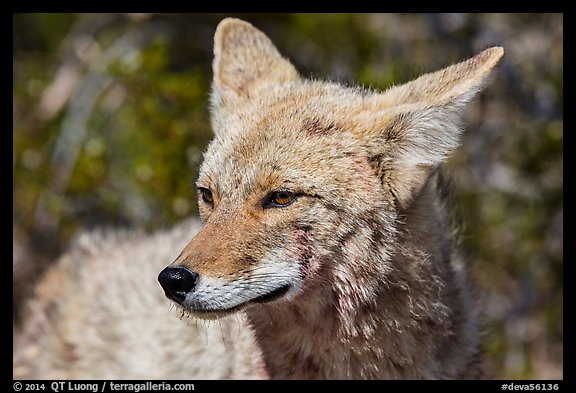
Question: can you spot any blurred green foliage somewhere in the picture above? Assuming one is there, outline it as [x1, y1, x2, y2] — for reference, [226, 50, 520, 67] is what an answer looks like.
[13, 13, 562, 379]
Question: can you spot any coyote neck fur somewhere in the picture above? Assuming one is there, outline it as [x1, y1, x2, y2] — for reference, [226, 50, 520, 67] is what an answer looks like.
[246, 173, 481, 379]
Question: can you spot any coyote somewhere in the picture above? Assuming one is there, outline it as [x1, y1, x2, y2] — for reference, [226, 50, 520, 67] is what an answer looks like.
[13, 18, 503, 379]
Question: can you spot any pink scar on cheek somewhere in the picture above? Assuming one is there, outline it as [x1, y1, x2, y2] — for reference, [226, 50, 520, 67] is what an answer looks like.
[286, 227, 315, 278]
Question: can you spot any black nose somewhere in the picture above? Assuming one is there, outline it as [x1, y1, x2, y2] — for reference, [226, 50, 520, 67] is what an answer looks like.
[158, 266, 199, 303]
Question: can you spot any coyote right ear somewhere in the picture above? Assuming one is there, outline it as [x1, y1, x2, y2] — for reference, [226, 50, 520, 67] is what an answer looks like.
[355, 47, 504, 209]
[211, 18, 300, 109]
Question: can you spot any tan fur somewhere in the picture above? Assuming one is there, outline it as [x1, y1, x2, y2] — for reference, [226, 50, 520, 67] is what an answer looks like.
[13, 18, 503, 379]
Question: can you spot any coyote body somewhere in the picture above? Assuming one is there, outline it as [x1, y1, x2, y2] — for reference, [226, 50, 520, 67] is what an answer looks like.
[13, 19, 503, 379]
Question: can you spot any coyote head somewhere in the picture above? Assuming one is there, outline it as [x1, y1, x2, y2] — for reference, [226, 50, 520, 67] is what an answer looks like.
[158, 18, 503, 320]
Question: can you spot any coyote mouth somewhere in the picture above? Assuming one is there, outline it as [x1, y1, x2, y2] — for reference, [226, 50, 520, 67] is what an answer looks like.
[187, 284, 291, 320]
[252, 284, 291, 303]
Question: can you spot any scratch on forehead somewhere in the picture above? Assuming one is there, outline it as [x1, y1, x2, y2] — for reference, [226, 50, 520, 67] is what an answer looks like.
[302, 117, 342, 136]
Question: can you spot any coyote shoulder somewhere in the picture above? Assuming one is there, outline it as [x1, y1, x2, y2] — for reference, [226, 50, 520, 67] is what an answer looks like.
[14, 18, 503, 379]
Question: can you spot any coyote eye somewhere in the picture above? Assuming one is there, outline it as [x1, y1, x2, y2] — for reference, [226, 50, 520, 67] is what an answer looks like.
[265, 191, 299, 208]
[198, 188, 214, 206]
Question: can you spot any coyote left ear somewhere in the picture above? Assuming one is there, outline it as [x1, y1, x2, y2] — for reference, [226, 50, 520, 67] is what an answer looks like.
[211, 18, 300, 108]
[360, 47, 504, 209]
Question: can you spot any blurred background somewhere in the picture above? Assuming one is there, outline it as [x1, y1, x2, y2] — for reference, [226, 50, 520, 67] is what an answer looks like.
[13, 13, 562, 379]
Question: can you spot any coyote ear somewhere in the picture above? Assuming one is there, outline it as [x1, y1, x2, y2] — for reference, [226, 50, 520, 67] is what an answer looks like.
[211, 18, 300, 108]
[363, 47, 504, 209]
